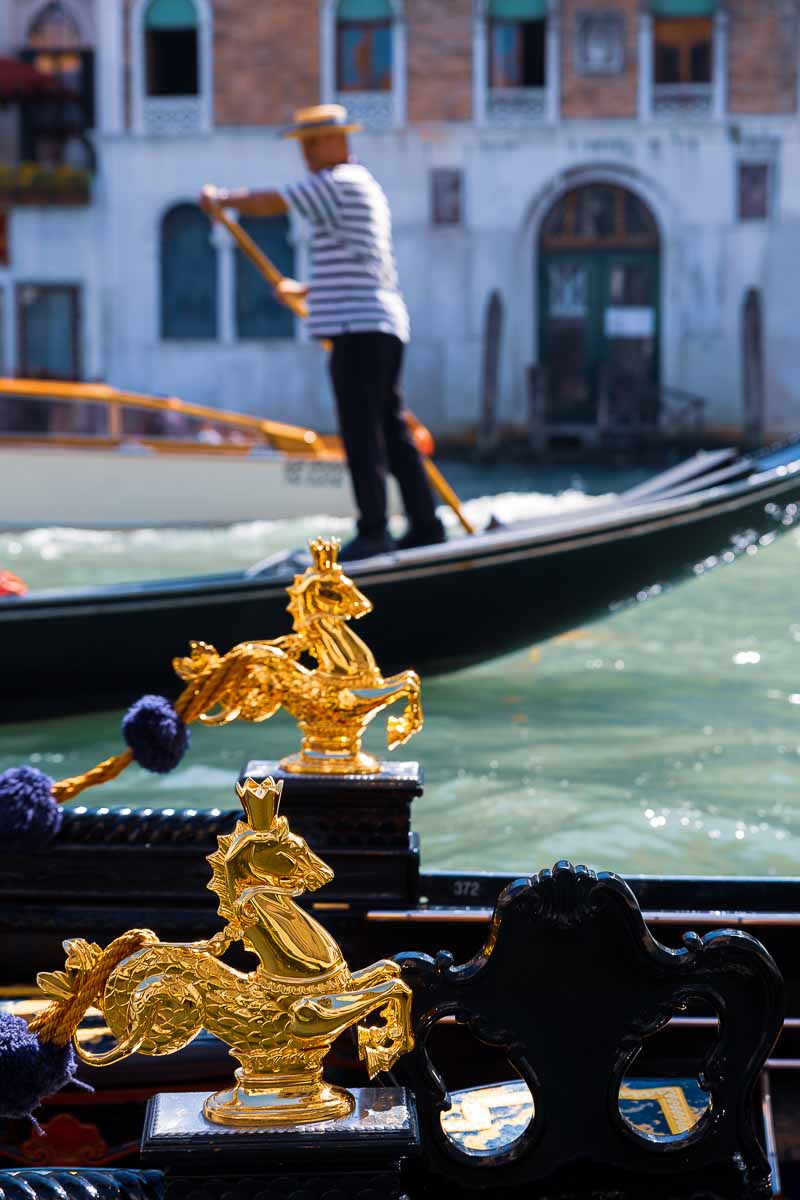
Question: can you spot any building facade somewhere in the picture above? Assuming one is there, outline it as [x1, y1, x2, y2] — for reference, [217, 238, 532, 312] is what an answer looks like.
[0, 0, 799, 444]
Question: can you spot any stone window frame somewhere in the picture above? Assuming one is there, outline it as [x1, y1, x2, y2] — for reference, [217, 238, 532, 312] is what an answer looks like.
[158, 200, 303, 345]
[130, 0, 214, 137]
[574, 10, 626, 77]
[320, 0, 407, 131]
[17, 0, 96, 157]
[16, 281, 82, 378]
[637, 4, 728, 122]
[430, 167, 464, 226]
[472, 0, 562, 127]
[159, 201, 217, 340]
[735, 157, 777, 224]
[12, 0, 94, 48]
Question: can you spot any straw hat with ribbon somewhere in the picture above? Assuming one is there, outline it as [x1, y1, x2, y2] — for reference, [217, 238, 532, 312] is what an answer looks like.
[282, 103, 362, 140]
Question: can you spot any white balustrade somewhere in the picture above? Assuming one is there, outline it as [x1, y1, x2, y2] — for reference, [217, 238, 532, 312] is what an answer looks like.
[488, 87, 547, 127]
[336, 91, 393, 131]
[652, 83, 713, 119]
[143, 97, 205, 137]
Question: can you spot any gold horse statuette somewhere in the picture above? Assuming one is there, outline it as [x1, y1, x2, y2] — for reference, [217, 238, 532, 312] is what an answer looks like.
[36, 778, 414, 1128]
[173, 536, 423, 774]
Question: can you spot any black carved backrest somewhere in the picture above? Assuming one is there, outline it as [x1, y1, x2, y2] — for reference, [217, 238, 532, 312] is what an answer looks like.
[395, 862, 784, 1198]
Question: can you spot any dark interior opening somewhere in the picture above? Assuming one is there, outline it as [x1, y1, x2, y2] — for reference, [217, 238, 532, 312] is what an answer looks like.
[654, 17, 712, 85]
[490, 19, 546, 89]
[146, 27, 199, 96]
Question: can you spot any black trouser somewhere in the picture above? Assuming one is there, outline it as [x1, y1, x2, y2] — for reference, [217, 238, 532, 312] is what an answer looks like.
[329, 332, 440, 539]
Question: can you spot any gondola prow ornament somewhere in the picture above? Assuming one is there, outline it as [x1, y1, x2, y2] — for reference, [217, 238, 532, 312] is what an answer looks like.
[174, 536, 423, 774]
[33, 777, 414, 1127]
[0, 536, 422, 851]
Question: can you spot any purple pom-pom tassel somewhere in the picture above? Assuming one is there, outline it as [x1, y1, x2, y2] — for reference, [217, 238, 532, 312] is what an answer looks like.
[0, 1012, 77, 1121]
[122, 694, 190, 774]
[0, 765, 62, 849]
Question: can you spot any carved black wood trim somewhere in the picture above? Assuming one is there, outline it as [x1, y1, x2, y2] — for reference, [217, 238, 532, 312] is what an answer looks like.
[58, 808, 240, 846]
[0, 1169, 165, 1199]
[394, 861, 784, 1196]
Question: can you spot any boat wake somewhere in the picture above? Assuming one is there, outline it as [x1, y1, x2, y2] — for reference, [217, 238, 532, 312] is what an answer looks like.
[442, 487, 609, 531]
[0, 489, 611, 592]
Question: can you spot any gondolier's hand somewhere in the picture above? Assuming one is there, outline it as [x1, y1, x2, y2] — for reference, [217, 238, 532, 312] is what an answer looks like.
[200, 184, 251, 214]
[199, 184, 222, 215]
[274, 278, 309, 307]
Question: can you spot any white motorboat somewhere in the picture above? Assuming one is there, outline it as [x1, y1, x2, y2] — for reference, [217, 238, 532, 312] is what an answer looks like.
[0, 378, 404, 529]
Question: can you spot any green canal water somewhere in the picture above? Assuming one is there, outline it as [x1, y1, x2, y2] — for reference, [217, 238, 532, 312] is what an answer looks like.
[2, 463, 799, 878]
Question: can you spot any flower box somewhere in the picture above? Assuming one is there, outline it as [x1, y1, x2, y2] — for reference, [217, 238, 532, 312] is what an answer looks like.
[0, 163, 91, 207]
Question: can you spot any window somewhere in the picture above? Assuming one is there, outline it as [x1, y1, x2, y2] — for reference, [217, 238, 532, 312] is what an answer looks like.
[737, 163, 771, 222]
[647, 1, 720, 119]
[322, 0, 403, 130]
[145, 0, 199, 97]
[236, 217, 295, 339]
[488, 0, 546, 89]
[431, 169, 463, 226]
[133, 0, 211, 135]
[336, 0, 392, 92]
[161, 205, 216, 339]
[575, 13, 625, 76]
[541, 186, 659, 248]
[16, 283, 81, 379]
[21, 2, 94, 166]
[654, 17, 711, 84]
[479, 0, 552, 127]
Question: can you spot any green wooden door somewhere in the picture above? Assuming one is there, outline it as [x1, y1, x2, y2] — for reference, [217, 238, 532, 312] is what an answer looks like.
[540, 249, 659, 424]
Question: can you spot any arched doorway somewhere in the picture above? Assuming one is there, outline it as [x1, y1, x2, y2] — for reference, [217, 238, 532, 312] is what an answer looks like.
[479, 290, 504, 452]
[538, 183, 660, 429]
[741, 288, 764, 444]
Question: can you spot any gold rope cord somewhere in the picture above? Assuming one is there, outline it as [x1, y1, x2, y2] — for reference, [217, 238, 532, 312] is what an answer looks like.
[49, 644, 265, 805]
[28, 930, 155, 1046]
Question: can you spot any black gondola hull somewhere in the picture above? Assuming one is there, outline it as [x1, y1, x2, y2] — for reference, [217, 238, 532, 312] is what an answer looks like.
[2, 460, 799, 719]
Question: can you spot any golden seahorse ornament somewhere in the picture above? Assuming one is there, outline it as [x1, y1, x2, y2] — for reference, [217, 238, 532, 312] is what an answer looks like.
[36, 777, 414, 1127]
[173, 535, 423, 774]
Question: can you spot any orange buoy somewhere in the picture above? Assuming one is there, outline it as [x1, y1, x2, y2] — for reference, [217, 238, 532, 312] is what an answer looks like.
[0, 569, 28, 597]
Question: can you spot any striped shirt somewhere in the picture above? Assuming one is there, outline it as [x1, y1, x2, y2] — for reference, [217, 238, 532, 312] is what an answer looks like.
[280, 162, 410, 343]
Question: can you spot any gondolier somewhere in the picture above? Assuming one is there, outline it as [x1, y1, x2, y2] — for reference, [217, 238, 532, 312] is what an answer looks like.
[200, 104, 445, 560]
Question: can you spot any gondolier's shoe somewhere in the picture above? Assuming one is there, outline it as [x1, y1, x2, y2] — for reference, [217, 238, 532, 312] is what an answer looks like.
[396, 520, 447, 551]
[339, 532, 396, 561]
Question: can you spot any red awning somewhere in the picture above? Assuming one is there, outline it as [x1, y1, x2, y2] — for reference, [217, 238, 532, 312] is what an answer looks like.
[0, 56, 68, 102]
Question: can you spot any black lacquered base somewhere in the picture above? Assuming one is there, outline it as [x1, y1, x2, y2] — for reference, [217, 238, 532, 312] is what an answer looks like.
[142, 1088, 419, 1200]
[241, 760, 423, 906]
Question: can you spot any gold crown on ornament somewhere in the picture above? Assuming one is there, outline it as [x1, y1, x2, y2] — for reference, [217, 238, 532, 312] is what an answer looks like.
[236, 777, 283, 831]
[309, 537, 342, 575]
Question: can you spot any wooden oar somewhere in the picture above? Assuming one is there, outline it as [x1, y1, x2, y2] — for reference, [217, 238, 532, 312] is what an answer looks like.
[206, 197, 477, 536]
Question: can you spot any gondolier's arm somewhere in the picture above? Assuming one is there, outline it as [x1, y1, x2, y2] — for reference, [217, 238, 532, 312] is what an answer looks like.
[201, 186, 306, 305]
[201, 185, 287, 219]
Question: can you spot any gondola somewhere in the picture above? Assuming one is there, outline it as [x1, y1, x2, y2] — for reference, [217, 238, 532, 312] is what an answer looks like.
[2, 439, 800, 720]
[1, 774, 798, 1193]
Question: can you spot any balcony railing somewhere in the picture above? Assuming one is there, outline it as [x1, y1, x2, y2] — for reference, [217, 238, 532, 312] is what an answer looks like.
[653, 82, 713, 119]
[336, 91, 393, 131]
[142, 96, 204, 137]
[488, 87, 547, 127]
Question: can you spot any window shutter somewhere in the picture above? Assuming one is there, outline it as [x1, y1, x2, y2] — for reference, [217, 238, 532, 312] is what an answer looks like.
[650, 0, 715, 15]
[489, 0, 547, 19]
[145, 0, 198, 31]
[161, 205, 216, 339]
[338, 0, 392, 19]
[236, 217, 295, 340]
